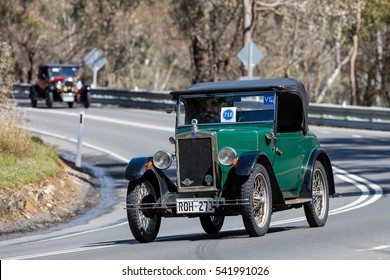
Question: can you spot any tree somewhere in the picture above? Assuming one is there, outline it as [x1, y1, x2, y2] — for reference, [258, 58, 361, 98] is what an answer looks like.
[170, 0, 243, 83]
[0, 42, 14, 111]
[0, 0, 389, 106]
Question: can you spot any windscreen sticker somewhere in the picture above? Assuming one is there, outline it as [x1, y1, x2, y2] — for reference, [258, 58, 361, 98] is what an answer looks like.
[264, 94, 275, 105]
[221, 107, 237, 123]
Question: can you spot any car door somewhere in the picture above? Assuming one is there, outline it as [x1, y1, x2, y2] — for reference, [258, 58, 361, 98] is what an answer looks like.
[271, 92, 306, 198]
[272, 131, 304, 197]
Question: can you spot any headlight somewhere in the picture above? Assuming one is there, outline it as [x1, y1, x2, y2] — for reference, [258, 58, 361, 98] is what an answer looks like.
[218, 147, 237, 166]
[56, 82, 62, 90]
[153, 150, 172, 170]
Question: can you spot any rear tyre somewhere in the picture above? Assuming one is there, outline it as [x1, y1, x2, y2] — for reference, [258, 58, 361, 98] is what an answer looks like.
[46, 91, 53, 108]
[68, 102, 74, 108]
[304, 161, 329, 227]
[241, 164, 272, 237]
[126, 179, 161, 243]
[200, 216, 225, 234]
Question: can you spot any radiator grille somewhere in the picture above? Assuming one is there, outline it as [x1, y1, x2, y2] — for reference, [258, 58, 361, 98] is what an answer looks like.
[177, 138, 213, 188]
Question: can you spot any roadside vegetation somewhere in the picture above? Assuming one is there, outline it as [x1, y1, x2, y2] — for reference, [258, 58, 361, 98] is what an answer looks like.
[0, 42, 60, 190]
[1, 1, 389, 106]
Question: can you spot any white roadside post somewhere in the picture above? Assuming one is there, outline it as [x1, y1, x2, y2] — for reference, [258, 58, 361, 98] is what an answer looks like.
[76, 111, 85, 168]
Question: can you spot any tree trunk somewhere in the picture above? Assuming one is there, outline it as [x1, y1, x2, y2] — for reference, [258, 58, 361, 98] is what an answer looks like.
[242, 0, 253, 76]
[349, 0, 362, 105]
[191, 3, 213, 83]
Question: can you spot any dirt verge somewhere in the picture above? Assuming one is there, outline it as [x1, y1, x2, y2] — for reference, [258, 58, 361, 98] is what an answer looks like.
[0, 158, 99, 235]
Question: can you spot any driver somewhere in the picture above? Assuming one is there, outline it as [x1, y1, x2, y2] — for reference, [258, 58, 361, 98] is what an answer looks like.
[198, 97, 225, 123]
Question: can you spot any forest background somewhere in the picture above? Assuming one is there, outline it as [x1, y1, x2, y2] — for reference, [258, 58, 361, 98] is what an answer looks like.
[0, 0, 389, 107]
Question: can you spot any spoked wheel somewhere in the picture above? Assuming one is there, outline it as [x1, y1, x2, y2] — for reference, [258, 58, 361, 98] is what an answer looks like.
[241, 164, 272, 237]
[200, 215, 225, 234]
[304, 161, 329, 227]
[126, 179, 161, 243]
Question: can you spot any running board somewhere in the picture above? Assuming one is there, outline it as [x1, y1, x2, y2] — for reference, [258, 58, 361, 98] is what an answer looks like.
[284, 198, 312, 205]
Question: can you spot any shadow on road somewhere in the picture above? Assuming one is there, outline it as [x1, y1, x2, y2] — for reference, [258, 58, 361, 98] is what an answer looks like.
[84, 225, 304, 248]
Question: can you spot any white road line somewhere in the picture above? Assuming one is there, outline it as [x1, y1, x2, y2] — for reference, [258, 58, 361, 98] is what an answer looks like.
[35, 222, 128, 243]
[352, 134, 362, 138]
[2, 244, 120, 260]
[357, 245, 390, 252]
[22, 107, 173, 132]
[27, 127, 129, 163]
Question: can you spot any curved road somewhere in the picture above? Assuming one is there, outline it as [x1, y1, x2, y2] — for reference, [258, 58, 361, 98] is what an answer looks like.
[1, 101, 389, 260]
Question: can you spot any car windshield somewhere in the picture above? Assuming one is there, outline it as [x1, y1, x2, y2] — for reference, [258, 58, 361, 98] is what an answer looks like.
[177, 92, 275, 126]
[49, 67, 77, 77]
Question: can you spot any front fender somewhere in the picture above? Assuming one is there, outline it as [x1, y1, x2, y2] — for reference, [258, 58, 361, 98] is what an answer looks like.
[125, 157, 176, 198]
[235, 151, 284, 205]
[125, 157, 152, 181]
[235, 152, 262, 176]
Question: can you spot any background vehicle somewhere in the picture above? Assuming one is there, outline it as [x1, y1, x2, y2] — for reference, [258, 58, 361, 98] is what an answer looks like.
[29, 63, 91, 108]
[124, 78, 335, 243]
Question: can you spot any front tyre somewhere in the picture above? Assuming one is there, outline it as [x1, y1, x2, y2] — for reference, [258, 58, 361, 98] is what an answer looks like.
[30, 86, 38, 108]
[83, 101, 90, 108]
[83, 92, 90, 108]
[31, 99, 37, 108]
[200, 216, 225, 234]
[126, 179, 161, 243]
[241, 164, 272, 237]
[304, 161, 329, 227]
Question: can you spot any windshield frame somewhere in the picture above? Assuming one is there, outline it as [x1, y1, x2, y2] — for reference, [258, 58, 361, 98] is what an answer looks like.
[49, 67, 78, 78]
[176, 91, 276, 127]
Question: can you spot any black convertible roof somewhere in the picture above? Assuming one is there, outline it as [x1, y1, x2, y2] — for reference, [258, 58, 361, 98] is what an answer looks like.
[39, 63, 79, 68]
[171, 78, 308, 100]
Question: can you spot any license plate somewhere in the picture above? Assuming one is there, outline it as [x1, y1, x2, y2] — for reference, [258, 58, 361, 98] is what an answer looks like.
[176, 198, 215, 214]
[62, 96, 75, 102]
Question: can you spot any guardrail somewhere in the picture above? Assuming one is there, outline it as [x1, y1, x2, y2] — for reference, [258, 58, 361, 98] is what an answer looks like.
[13, 83, 390, 131]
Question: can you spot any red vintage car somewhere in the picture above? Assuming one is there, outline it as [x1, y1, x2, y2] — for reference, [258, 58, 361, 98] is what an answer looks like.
[29, 63, 90, 108]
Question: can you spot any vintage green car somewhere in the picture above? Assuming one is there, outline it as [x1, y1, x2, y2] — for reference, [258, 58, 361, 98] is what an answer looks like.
[125, 78, 335, 243]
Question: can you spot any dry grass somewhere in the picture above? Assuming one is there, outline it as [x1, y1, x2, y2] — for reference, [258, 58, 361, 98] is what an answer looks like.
[0, 42, 60, 188]
[0, 112, 60, 187]
[0, 112, 32, 158]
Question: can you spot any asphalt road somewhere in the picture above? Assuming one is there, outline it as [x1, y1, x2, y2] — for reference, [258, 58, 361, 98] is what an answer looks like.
[1, 100, 389, 260]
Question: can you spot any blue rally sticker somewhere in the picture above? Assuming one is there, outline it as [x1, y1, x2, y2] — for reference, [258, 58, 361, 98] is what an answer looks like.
[221, 107, 236, 123]
[264, 94, 275, 105]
